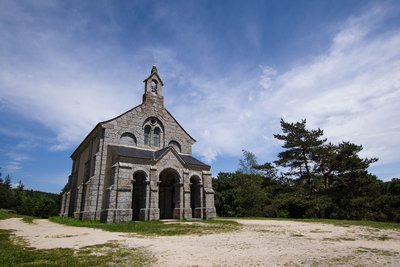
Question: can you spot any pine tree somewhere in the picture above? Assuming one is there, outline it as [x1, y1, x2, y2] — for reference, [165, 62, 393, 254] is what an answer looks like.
[274, 119, 326, 192]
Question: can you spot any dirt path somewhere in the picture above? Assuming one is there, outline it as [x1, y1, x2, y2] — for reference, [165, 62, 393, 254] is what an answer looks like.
[1, 218, 399, 266]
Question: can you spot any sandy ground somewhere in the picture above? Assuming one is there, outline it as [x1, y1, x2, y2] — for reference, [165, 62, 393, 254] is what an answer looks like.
[1, 218, 400, 266]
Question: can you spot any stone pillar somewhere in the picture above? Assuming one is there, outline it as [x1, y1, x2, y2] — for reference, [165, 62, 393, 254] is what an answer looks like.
[173, 182, 184, 219]
[147, 167, 160, 220]
[202, 171, 217, 219]
[81, 179, 97, 220]
[183, 171, 192, 219]
[65, 191, 70, 216]
[60, 193, 66, 216]
[100, 164, 118, 223]
[114, 162, 133, 222]
[94, 130, 106, 221]
[74, 186, 82, 219]
[198, 184, 204, 219]
[139, 180, 151, 220]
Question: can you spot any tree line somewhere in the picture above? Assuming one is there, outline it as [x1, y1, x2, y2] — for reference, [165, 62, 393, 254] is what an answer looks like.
[0, 172, 61, 218]
[213, 119, 400, 222]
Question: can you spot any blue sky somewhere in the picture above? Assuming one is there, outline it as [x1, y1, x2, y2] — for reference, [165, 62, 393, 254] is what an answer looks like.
[1, 0, 400, 193]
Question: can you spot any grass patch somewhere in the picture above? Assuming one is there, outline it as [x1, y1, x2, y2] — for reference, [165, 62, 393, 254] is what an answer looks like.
[322, 237, 356, 242]
[310, 255, 363, 267]
[291, 233, 305, 237]
[0, 209, 35, 223]
[21, 216, 35, 224]
[220, 216, 400, 230]
[356, 247, 399, 257]
[311, 247, 398, 267]
[0, 209, 19, 220]
[357, 234, 392, 241]
[0, 229, 155, 267]
[49, 216, 240, 236]
[309, 229, 332, 233]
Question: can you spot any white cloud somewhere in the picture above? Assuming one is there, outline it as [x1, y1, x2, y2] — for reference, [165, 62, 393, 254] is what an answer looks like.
[1, 152, 30, 173]
[172, 4, 400, 172]
[258, 66, 277, 90]
[260, 11, 400, 166]
[0, 1, 151, 150]
[0, 1, 399, 181]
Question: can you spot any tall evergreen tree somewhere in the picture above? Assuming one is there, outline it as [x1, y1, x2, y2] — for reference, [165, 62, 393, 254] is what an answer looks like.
[274, 119, 326, 192]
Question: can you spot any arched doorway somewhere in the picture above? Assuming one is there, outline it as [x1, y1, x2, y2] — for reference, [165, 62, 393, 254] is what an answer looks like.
[159, 168, 180, 219]
[190, 175, 202, 218]
[132, 171, 147, 221]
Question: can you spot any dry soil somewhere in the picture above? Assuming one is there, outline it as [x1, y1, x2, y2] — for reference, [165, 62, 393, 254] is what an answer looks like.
[1, 218, 399, 266]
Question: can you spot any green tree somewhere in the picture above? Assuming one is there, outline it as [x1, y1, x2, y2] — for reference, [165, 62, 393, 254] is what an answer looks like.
[233, 172, 267, 217]
[0, 174, 16, 209]
[238, 150, 259, 174]
[213, 173, 236, 217]
[327, 142, 378, 194]
[274, 119, 326, 192]
[16, 180, 24, 191]
[268, 119, 381, 219]
[213, 151, 268, 217]
[4, 174, 12, 189]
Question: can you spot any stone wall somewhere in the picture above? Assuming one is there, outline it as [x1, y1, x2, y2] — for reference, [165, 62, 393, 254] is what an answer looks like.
[102, 105, 195, 155]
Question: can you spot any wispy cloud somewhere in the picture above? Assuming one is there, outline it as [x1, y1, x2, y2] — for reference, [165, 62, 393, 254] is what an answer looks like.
[0, 1, 150, 151]
[1, 152, 30, 173]
[0, 1, 399, 183]
[258, 5, 400, 166]
[172, 4, 400, 171]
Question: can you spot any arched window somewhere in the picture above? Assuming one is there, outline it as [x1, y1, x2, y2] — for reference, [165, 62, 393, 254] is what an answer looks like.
[168, 140, 181, 153]
[153, 127, 160, 147]
[120, 132, 137, 146]
[144, 125, 151, 145]
[151, 80, 158, 95]
[143, 117, 164, 148]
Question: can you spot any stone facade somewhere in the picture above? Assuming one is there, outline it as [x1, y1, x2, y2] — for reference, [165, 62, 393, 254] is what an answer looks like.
[60, 66, 216, 222]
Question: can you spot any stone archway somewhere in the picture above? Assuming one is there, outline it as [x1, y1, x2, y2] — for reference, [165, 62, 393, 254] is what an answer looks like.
[132, 171, 147, 221]
[159, 168, 180, 219]
[190, 175, 202, 218]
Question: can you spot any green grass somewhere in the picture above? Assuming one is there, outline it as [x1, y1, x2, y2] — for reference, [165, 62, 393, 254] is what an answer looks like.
[219, 217, 400, 230]
[0, 209, 35, 223]
[49, 216, 240, 236]
[0, 210, 17, 220]
[0, 229, 154, 267]
[356, 247, 399, 256]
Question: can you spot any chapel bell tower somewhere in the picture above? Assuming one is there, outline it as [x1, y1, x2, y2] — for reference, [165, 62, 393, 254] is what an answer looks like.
[142, 65, 164, 107]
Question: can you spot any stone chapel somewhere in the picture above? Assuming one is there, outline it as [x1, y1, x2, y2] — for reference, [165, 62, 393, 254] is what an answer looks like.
[60, 66, 216, 222]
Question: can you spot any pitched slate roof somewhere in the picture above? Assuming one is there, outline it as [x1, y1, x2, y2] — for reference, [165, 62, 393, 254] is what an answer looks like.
[153, 146, 170, 159]
[109, 145, 210, 168]
[180, 154, 210, 167]
[110, 145, 153, 159]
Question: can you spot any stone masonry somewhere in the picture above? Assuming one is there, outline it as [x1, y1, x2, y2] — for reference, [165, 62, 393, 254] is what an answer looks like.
[60, 66, 216, 222]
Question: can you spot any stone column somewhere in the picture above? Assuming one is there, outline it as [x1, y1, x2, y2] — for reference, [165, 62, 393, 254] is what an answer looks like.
[202, 171, 217, 219]
[65, 192, 70, 217]
[139, 180, 151, 220]
[114, 162, 133, 222]
[148, 167, 160, 220]
[183, 170, 192, 219]
[101, 164, 118, 223]
[173, 182, 184, 219]
[74, 186, 82, 219]
[198, 184, 204, 219]
[60, 193, 66, 216]
[94, 130, 106, 221]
